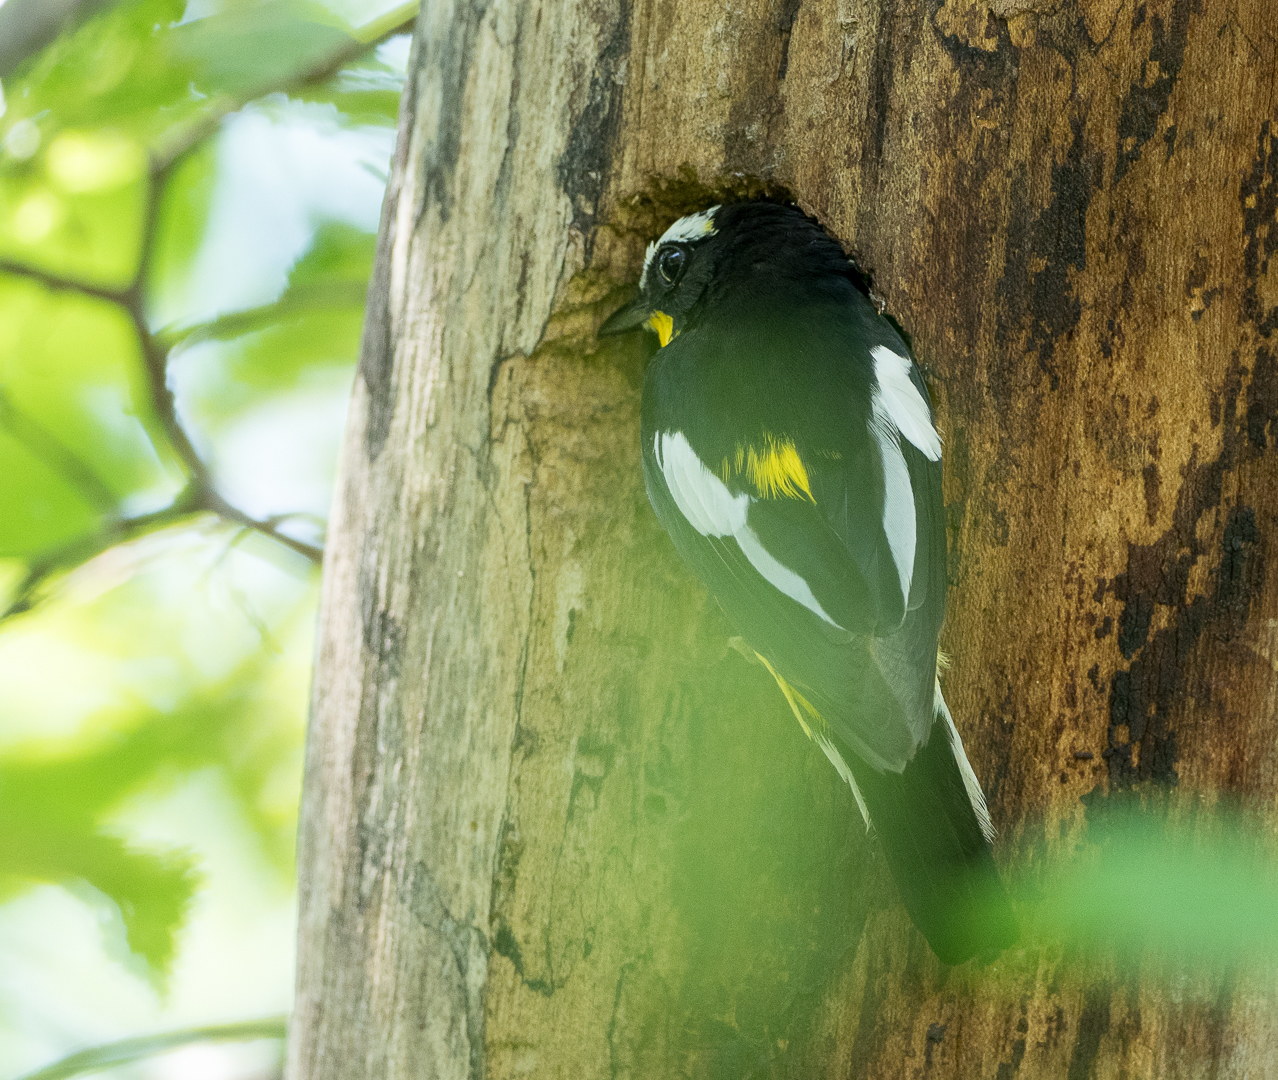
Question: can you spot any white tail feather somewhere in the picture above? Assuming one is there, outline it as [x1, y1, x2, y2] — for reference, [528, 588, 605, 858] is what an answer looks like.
[934, 682, 995, 842]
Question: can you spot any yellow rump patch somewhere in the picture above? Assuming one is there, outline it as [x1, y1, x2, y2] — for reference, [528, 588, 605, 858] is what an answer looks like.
[720, 434, 814, 501]
[645, 310, 675, 347]
[755, 653, 828, 740]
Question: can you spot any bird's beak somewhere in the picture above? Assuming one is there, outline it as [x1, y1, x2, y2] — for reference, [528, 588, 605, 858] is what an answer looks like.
[600, 296, 677, 347]
[598, 294, 653, 337]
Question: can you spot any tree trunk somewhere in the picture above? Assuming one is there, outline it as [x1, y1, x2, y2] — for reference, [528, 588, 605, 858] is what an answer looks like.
[287, 0, 1278, 1076]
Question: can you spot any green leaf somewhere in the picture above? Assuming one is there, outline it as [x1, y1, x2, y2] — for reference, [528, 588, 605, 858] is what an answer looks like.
[0, 167, 149, 290]
[166, 1, 355, 97]
[0, 611, 315, 978]
[146, 139, 219, 318]
[295, 38, 410, 126]
[287, 219, 377, 287]
[0, 785, 199, 980]
[0, 0, 196, 141]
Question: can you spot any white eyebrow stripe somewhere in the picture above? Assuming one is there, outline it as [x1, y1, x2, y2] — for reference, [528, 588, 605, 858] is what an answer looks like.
[641, 206, 721, 279]
[641, 240, 659, 280]
[870, 345, 941, 462]
[659, 206, 720, 245]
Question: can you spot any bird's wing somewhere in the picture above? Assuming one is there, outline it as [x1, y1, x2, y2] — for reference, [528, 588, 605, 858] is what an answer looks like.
[642, 333, 946, 772]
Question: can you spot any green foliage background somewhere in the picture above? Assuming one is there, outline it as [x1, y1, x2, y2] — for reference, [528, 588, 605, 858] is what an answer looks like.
[0, 1, 409, 1074]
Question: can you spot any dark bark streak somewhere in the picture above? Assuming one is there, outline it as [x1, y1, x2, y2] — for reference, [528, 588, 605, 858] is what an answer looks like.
[775, 0, 803, 81]
[1105, 362, 1268, 788]
[1113, 0, 1197, 185]
[410, 861, 490, 1080]
[362, 36, 421, 461]
[995, 115, 1097, 396]
[424, 0, 492, 224]
[1066, 983, 1111, 1080]
[1241, 121, 1278, 338]
[559, 5, 630, 251]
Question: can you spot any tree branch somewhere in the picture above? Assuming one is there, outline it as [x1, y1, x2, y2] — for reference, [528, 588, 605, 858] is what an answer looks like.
[1, 503, 191, 619]
[12, 1016, 287, 1080]
[199, 488, 325, 563]
[0, 495, 321, 621]
[0, 259, 129, 305]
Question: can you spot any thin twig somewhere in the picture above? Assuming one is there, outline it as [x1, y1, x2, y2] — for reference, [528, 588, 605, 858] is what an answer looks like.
[199, 488, 324, 563]
[0, 259, 128, 304]
[1, 502, 193, 619]
[0, 496, 320, 622]
[12, 1016, 287, 1080]
[157, 280, 372, 348]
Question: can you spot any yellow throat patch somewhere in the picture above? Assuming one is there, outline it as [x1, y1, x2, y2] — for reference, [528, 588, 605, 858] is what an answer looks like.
[720, 434, 814, 501]
[645, 310, 675, 347]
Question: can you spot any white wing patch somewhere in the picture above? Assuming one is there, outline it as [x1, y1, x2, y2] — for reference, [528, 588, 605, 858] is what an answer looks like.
[935, 683, 995, 842]
[655, 431, 747, 536]
[869, 417, 916, 604]
[867, 345, 940, 605]
[870, 345, 941, 462]
[642, 206, 721, 280]
[655, 431, 844, 630]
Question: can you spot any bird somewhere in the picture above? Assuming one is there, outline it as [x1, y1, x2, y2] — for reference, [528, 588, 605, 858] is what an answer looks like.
[598, 200, 1017, 964]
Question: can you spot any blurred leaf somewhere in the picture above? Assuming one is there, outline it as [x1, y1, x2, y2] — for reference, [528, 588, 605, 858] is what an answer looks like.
[286, 219, 375, 288]
[166, 1, 354, 96]
[297, 40, 409, 126]
[0, 792, 199, 981]
[172, 306, 363, 432]
[1022, 803, 1278, 965]
[0, 0, 400, 1043]
[0, 0, 194, 141]
[146, 138, 218, 314]
[0, 0, 120, 82]
[0, 429, 101, 556]
[166, 219, 372, 428]
[0, 169, 149, 288]
[0, 624, 314, 978]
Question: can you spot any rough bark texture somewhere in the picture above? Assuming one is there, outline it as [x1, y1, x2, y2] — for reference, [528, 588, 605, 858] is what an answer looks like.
[289, 0, 1278, 1077]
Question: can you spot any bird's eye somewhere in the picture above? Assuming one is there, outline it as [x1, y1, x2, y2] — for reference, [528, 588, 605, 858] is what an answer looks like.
[657, 246, 686, 287]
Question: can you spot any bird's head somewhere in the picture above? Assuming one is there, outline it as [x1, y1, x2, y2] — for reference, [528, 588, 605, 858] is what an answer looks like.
[597, 205, 722, 347]
[599, 201, 866, 348]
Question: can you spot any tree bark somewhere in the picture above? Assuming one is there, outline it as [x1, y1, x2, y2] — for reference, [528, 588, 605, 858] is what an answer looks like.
[288, 0, 1278, 1077]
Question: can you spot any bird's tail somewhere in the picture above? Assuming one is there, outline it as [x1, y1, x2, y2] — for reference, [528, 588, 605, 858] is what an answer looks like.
[760, 656, 1018, 962]
[844, 688, 1019, 964]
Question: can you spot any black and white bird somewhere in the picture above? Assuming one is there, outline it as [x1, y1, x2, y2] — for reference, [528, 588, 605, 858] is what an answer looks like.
[599, 200, 1017, 963]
